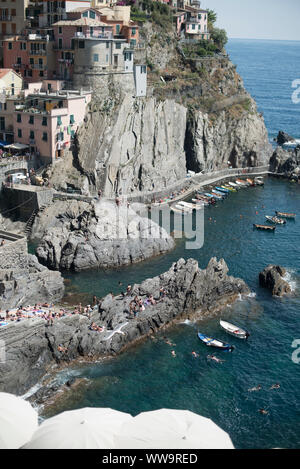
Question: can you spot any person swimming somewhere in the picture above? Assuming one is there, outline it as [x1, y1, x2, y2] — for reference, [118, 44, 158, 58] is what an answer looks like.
[270, 384, 280, 390]
[207, 355, 225, 363]
[259, 409, 269, 415]
[192, 351, 199, 358]
[248, 385, 262, 392]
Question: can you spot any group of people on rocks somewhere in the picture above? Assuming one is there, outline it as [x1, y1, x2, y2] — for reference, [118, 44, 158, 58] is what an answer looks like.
[124, 285, 168, 319]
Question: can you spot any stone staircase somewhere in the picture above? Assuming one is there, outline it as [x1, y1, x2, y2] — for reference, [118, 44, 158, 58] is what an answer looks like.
[24, 204, 47, 238]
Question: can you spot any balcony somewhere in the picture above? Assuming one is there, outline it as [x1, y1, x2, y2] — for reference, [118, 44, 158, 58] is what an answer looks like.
[73, 32, 113, 40]
[30, 63, 47, 70]
[0, 15, 13, 22]
[29, 49, 47, 55]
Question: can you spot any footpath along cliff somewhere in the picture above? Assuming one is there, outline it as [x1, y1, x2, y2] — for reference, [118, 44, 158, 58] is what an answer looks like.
[0, 258, 249, 394]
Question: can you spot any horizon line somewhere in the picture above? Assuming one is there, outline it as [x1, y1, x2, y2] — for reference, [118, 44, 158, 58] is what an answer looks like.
[228, 36, 300, 42]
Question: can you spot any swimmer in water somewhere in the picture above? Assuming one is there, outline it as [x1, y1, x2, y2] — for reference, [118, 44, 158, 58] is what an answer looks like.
[192, 351, 199, 358]
[207, 355, 225, 363]
[270, 383, 280, 390]
[171, 350, 176, 358]
[248, 385, 262, 392]
[259, 409, 269, 415]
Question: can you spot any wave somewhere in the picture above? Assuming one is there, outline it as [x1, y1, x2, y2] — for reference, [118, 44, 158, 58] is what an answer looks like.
[282, 269, 299, 293]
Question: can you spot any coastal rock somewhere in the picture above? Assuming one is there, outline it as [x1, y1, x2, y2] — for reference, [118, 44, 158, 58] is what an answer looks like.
[0, 257, 250, 395]
[259, 265, 291, 296]
[269, 146, 300, 179]
[33, 199, 174, 271]
[185, 98, 271, 172]
[275, 131, 295, 145]
[0, 254, 64, 310]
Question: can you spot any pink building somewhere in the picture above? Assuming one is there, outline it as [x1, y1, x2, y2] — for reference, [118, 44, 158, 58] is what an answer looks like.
[183, 6, 209, 40]
[13, 83, 91, 163]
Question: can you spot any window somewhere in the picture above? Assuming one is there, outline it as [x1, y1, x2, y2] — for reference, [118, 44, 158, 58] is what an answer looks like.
[116, 42, 121, 49]
[58, 26, 62, 34]
[42, 117, 47, 126]
[17, 57, 21, 64]
[89, 10, 95, 19]
[20, 42, 26, 50]
[116, 24, 120, 34]
[17, 114, 22, 123]
[8, 42, 12, 50]
[69, 114, 75, 124]
[106, 41, 109, 49]
[30, 58, 34, 65]
[192, 24, 196, 30]
[82, 11, 88, 17]
[78, 40, 85, 49]
[29, 130, 35, 140]
[57, 116, 62, 126]
[57, 131, 64, 141]
[132, 28, 136, 36]
[17, 129, 22, 138]
[42, 132, 48, 142]
[141, 65, 146, 74]
[58, 38, 62, 49]
[106, 54, 109, 63]
[39, 71, 44, 77]
[29, 116, 34, 125]
[93, 53, 99, 62]
[0, 117, 5, 131]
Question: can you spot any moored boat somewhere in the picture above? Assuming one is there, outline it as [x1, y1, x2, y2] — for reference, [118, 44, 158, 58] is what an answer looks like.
[246, 178, 255, 186]
[236, 179, 249, 186]
[220, 320, 250, 340]
[254, 224, 276, 231]
[178, 201, 202, 211]
[197, 332, 234, 351]
[222, 185, 236, 192]
[228, 182, 240, 189]
[254, 177, 264, 186]
[212, 189, 226, 197]
[275, 211, 296, 219]
[216, 186, 230, 194]
[265, 216, 286, 225]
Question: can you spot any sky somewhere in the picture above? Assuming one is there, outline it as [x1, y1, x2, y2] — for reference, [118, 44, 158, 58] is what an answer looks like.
[203, 0, 300, 41]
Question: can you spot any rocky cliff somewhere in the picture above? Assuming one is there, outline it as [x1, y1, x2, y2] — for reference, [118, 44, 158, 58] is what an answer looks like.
[270, 145, 300, 181]
[33, 198, 174, 271]
[0, 257, 249, 394]
[44, 26, 272, 197]
[0, 254, 64, 310]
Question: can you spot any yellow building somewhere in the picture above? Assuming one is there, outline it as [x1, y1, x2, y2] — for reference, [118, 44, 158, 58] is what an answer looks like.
[0, 68, 23, 97]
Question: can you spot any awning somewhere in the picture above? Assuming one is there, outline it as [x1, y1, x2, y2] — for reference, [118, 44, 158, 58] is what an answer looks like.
[4, 143, 29, 150]
[0, 140, 8, 147]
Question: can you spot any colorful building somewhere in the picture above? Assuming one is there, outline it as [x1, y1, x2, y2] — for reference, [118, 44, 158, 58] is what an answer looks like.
[38, 0, 92, 27]
[0, 0, 29, 38]
[12, 84, 91, 163]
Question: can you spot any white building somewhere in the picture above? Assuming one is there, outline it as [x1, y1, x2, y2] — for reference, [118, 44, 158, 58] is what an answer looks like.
[134, 65, 147, 97]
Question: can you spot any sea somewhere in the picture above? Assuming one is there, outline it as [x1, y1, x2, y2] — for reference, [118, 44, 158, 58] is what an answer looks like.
[40, 39, 300, 449]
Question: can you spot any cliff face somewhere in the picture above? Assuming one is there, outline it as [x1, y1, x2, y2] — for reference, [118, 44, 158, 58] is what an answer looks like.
[45, 34, 271, 197]
[0, 257, 249, 395]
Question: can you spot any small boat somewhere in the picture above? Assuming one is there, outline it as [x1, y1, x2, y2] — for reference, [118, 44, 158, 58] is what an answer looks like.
[275, 211, 296, 219]
[220, 320, 250, 340]
[246, 178, 255, 186]
[175, 204, 192, 213]
[228, 182, 240, 189]
[212, 189, 226, 197]
[178, 201, 202, 211]
[254, 177, 264, 186]
[254, 224, 276, 231]
[236, 179, 249, 186]
[265, 216, 286, 225]
[192, 198, 209, 207]
[216, 186, 230, 194]
[222, 185, 236, 192]
[198, 332, 234, 351]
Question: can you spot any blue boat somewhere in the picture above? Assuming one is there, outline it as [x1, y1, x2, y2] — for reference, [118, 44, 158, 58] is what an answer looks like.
[212, 189, 226, 197]
[215, 186, 230, 194]
[197, 332, 234, 351]
[204, 192, 216, 199]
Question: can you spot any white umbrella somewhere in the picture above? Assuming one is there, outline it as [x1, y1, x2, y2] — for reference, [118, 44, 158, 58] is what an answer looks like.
[0, 392, 38, 449]
[24, 407, 133, 449]
[115, 409, 234, 449]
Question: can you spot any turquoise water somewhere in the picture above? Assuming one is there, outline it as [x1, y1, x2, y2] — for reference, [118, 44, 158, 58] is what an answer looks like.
[45, 40, 300, 449]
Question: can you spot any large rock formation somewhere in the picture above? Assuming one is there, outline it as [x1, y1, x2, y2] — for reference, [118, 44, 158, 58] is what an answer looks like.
[0, 257, 250, 395]
[270, 145, 300, 180]
[0, 254, 64, 310]
[33, 198, 174, 271]
[275, 130, 295, 145]
[259, 265, 291, 297]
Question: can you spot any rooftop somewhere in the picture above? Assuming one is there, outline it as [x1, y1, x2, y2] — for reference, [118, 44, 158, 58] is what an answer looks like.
[53, 18, 112, 27]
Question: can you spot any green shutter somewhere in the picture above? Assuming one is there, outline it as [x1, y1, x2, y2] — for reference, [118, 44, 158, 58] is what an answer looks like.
[57, 116, 62, 126]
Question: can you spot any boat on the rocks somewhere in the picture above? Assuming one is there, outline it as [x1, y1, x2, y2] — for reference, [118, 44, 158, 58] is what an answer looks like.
[197, 332, 234, 351]
[220, 320, 250, 340]
[275, 211, 296, 219]
[265, 216, 286, 225]
[254, 224, 276, 231]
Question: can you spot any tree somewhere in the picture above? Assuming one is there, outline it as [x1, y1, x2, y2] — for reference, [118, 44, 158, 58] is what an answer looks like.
[210, 27, 228, 51]
[207, 9, 217, 25]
